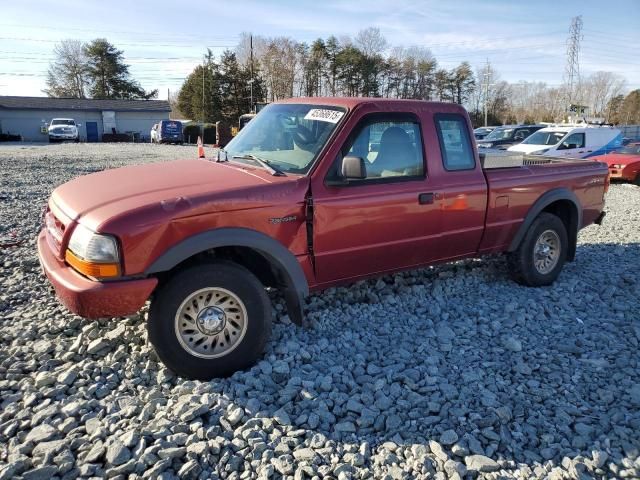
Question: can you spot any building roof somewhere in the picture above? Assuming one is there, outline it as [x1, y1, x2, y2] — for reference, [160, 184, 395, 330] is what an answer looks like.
[0, 96, 171, 112]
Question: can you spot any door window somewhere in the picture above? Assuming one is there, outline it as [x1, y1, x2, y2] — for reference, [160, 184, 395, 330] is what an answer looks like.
[435, 114, 475, 171]
[558, 132, 585, 149]
[333, 117, 424, 182]
[514, 129, 530, 140]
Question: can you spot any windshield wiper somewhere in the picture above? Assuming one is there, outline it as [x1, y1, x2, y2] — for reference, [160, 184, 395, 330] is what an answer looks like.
[232, 154, 285, 176]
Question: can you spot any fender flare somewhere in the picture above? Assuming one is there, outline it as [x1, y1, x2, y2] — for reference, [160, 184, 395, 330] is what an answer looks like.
[145, 227, 308, 325]
[507, 188, 582, 257]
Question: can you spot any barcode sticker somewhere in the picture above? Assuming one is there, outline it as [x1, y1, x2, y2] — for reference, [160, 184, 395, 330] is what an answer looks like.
[304, 109, 344, 123]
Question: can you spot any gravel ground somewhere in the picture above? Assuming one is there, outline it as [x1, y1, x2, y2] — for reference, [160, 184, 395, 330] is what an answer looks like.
[0, 142, 639, 480]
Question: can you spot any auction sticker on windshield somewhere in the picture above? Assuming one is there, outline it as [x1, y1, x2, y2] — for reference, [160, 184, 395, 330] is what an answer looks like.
[304, 109, 344, 123]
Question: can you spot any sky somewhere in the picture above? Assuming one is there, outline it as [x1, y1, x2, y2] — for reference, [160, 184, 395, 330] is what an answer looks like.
[0, 0, 638, 99]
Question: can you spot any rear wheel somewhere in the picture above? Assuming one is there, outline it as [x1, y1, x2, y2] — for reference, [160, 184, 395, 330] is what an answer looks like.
[148, 261, 272, 379]
[508, 212, 568, 286]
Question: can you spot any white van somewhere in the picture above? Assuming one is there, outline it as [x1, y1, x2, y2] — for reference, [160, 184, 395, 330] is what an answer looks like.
[507, 125, 623, 158]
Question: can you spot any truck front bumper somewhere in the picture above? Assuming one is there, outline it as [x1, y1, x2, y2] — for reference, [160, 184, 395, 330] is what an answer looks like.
[37, 230, 158, 319]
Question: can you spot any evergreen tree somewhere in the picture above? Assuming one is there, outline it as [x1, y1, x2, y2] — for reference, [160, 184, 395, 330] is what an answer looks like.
[84, 39, 157, 99]
[324, 36, 341, 96]
[177, 52, 221, 123]
[451, 62, 475, 105]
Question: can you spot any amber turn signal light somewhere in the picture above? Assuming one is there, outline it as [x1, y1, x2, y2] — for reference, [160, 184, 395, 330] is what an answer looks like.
[65, 249, 120, 279]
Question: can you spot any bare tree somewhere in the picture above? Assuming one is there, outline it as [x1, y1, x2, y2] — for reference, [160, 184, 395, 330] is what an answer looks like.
[355, 27, 388, 57]
[260, 38, 299, 101]
[581, 71, 626, 117]
[44, 40, 89, 98]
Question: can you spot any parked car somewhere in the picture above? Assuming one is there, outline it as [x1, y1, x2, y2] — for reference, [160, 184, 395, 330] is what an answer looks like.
[589, 142, 640, 185]
[508, 124, 623, 158]
[48, 118, 80, 143]
[38, 98, 608, 379]
[474, 126, 497, 140]
[477, 125, 545, 150]
[151, 120, 184, 144]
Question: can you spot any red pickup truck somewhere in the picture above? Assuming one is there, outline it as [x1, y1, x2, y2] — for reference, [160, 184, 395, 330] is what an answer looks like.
[38, 98, 608, 379]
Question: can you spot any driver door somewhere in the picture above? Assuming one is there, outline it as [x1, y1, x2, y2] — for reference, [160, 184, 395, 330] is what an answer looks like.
[555, 132, 586, 158]
[310, 112, 443, 285]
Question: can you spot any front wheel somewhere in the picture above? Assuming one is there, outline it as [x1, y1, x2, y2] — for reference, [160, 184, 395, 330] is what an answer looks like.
[508, 212, 568, 286]
[148, 261, 272, 380]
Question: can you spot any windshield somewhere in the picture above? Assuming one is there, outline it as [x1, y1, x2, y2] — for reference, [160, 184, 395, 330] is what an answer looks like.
[521, 130, 566, 146]
[615, 144, 640, 155]
[224, 103, 346, 174]
[484, 128, 514, 141]
[51, 119, 75, 126]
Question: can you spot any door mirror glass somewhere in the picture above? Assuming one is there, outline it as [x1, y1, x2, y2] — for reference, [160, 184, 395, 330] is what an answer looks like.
[342, 156, 366, 179]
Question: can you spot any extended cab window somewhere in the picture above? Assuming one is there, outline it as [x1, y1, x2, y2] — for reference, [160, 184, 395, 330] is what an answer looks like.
[435, 115, 475, 171]
[558, 132, 585, 149]
[435, 114, 476, 171]
[330, 117, 424, 183]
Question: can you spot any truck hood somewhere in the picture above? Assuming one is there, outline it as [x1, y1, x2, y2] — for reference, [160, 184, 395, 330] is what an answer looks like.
[51, 159, 305, 231]
[507, 144, 551, 154]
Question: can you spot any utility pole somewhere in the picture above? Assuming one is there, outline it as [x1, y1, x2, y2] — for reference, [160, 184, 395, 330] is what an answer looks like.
[201, 55, 206, 138]
[249, 34, 254, 113]
[563, 15, 583, 112]
[483, 59, 493, 127]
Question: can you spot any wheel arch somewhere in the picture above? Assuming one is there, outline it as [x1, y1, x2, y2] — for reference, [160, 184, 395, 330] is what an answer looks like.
[508, 188, 581, 261]
[146, 227, 308, 325]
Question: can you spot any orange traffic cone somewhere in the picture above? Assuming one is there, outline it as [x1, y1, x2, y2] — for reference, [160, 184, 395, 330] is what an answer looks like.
[197, 136, 205, 159]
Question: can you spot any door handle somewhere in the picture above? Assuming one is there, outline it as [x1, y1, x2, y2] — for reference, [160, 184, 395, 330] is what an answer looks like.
[418, 193, 435, 205]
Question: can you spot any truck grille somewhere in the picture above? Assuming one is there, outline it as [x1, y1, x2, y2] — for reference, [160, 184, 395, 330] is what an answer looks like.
[45, 210, 66, 256]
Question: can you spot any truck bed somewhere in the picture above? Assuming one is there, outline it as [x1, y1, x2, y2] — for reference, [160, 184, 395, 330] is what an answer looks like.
[477, 151, 608, 255]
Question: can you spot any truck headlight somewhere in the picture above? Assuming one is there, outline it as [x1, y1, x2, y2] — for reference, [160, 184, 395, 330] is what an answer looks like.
[66, 224, 120, 278]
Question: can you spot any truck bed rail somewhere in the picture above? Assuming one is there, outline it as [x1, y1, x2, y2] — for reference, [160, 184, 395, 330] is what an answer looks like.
[480, 151, 590, 169]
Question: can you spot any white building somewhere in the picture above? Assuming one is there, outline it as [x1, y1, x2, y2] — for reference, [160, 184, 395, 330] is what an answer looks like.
[0, 96, 172, 142]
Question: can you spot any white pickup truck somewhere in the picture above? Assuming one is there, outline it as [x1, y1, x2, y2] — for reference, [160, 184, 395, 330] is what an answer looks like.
[48, 118, 80, 143]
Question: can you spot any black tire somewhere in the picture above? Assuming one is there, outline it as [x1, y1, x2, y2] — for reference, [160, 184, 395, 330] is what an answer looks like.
[148, 261, 272, 380]
[508, 212, 568, 287]
[633, 174, 640, 186]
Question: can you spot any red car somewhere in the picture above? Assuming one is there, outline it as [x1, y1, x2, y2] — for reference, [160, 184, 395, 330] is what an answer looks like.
[590, 142, 640, 185]
[38, 98, 608, 379]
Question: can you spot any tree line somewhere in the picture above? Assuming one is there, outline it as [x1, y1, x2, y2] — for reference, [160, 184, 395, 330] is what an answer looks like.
[178, 27, 637, 126]
[43, 30, 639, 126]
[44, 39, 157, 99]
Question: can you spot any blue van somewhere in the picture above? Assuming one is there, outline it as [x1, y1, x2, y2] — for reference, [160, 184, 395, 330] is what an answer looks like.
[151, 120, 184, 144]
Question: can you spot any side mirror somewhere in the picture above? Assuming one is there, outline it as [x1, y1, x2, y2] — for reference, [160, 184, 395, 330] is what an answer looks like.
[77, 123, 82, 127]
[326, 156, 366, 186]
[342, 155, 366, 179]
